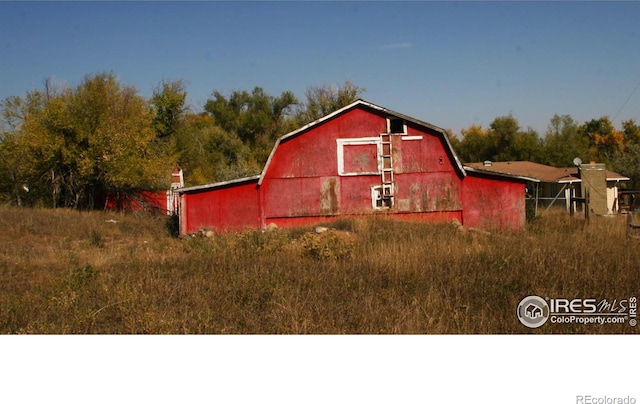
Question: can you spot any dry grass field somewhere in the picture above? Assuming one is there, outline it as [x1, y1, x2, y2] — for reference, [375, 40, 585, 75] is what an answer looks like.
[0, 206, 638, 334]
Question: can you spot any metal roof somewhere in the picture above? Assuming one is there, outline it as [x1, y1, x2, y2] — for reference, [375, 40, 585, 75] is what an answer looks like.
[463, 165, 540, 183]
[178, 175, 260, 194]
[464, 161, 629, 183]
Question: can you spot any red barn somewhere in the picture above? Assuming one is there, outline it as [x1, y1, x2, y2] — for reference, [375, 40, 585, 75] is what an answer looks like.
[178, 100, 527, 234]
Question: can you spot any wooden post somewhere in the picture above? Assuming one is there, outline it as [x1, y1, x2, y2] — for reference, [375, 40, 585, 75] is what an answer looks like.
[626, 212, 640, 239]
[534, 183, 539, 217]
[570, 196, 575, 216]
[585, 189, 590, 221]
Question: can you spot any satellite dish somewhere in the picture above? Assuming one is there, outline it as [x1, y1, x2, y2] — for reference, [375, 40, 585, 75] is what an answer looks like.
[573, 157, 582, 167]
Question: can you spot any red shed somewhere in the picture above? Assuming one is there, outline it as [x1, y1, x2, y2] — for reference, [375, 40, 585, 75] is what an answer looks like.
[101, 166, 184, 215]
[178, 100, 526, 234]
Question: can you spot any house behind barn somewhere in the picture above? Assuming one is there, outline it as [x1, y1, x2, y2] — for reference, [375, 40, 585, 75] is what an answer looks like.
[178, 100, 527, 234]
[465, 161, 629, 215]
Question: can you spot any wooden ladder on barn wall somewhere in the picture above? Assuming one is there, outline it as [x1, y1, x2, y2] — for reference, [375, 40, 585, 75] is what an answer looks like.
[379, 133, 394, 208]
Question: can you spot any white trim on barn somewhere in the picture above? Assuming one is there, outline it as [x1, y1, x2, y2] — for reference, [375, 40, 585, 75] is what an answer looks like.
[336, 137, 382, 176]
[386, 117, 407, 134]
[401, 135, 423, 141]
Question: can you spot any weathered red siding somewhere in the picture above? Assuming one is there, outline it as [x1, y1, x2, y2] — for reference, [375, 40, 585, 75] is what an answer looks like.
[394, 131, 456, 174]
[100, 191, 169, 214]
[180, 181, 260, 234]
[260, 106, 467, 224]
[462, 173, 526, 231]
[263, 211, 464, 229]
[394, 172, 462, 213]
[260, 109, 385, 223]
[264, 109, 385, 180]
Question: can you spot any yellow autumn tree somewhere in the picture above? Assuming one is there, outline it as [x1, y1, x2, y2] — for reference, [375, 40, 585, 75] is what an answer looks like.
[579, 116, 624, 164]
[455, 124, 492, 162]
[1, 73, 174, 208]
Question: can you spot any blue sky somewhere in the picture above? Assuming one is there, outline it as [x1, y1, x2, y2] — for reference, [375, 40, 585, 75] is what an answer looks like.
[1, 1, 639, 136]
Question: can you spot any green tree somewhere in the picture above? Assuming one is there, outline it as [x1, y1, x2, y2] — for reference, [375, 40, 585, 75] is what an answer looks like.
[151, 80, 187, 139]
[579, 116, 624, 165]
[610, 119, 640, 188]
[1, 90, 64, 206]
[171, 113, 261, 186]
[454, 124, 493, 163]
[487, 115, 542, 162]
[488, 115, 520, 161]
[509, 128, 542, 162]
[621, 119, 640, 145]
[454, 115, 542, 163]
[203, 87, 298, 165]
[204, 87, 298, 145]
[611, 143, 640, 188]
[540, 114, 590, 166]
[0, 132, 32, 206]
[1, 96, 29, 205]
[296, 81, 365, 125]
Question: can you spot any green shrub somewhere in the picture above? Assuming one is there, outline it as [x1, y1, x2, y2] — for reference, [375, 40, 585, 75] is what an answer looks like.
[299, 230, 355, 261]
[88, 229, 103, 248]
[66, 265, 98, 292]
[233, 228, 288, 255]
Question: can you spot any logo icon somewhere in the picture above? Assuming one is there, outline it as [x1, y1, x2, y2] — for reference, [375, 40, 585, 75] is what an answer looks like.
[517, 296, 550, 328]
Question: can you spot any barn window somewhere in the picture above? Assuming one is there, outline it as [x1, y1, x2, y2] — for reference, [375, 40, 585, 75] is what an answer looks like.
[388, 118, 406, 134]
[337, 138, 382, 176]
[371, 185, 393, 209]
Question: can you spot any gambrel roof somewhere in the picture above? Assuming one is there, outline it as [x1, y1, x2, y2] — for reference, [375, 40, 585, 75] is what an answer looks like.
[180, 99, 536, 194]
[258, 99, 466, 185]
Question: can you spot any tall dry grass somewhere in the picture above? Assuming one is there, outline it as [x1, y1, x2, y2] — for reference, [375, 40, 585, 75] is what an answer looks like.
[0, 206, 638, 334]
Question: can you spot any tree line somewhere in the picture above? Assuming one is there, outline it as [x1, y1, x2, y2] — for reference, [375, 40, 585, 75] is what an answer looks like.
[0, 73, 364, 208]
[1, 72, 639, 209]
[449, 113, 640, 188]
